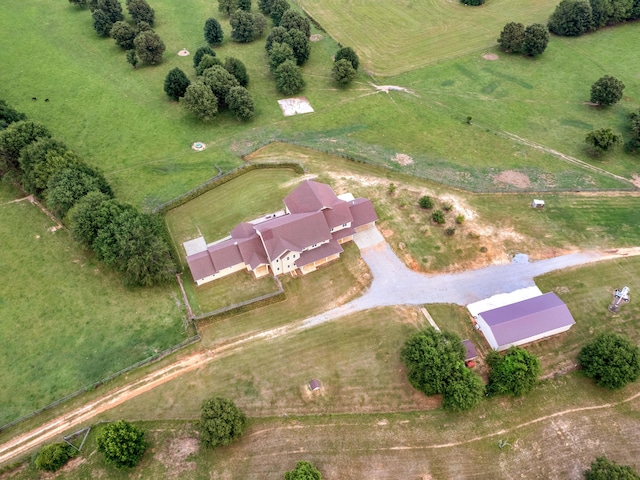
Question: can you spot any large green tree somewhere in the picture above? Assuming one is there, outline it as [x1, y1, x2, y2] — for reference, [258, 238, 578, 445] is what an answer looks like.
[226, 86, 255, 121]
[202, 65, 240, 106]
[35, 443, 75, 472]
[579, 332, 640, 389]
[279, 10, 311, 37]
[584, 456, 640, 479]
[269, 0, 290, 25]
[95, 0, 124, 23]
[590, 75, 625, 106]
[0, 99, 27, 130]
[486, 347, 541, 396]
[92, 9, 114, 36]
[46, 165, 113, 218]
[522, 23, 549, 56]
[97, 420, 147, 468]
[0, 120, 51, 172]
[269, 42, 295, 73]
[585, 127, 621, 156]
[265, 26, 287, 52]
[442, 364, 485, 411]
[218, 0, 237, 16]
[204, 17, 224, 45]
[200, 397, 247, 448]
[224, 57, 249, 87]
[237, 0, 252, 11]
[284, 29, 310, 65]
[110, 21, 137, 49]
[284, 461, 322, 480]
[196, 55, 223, 76]
[275, 60, 305, 95]
[133, 30, 166, 65]
[625, 109, 640, 153]
[497, 22, 525, 53]
[67, 191, 125, 248]
[93, 208, 176, 286]
[401, 328, 466, 396]
[230, 9, 257, 42]
[18, 137, 81, 195]
[335, 47, 359, 70]
[548, 0, 593, 36]
[331, 59, 356, 86]
[258, 0, 273, 15]
[164, 67, 191, 101]
[126, 0, 155, 26]
[182, 81, 219, 121]
[193, 46, 216, 68]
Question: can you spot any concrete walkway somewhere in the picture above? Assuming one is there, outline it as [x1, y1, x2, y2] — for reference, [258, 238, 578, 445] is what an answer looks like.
[303, 228, 618, 328]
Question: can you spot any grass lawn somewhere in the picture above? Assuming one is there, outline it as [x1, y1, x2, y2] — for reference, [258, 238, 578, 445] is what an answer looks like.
[2, 0, 639, 210]
[0, 182, 185, 426]
[298, 0, 563, 75]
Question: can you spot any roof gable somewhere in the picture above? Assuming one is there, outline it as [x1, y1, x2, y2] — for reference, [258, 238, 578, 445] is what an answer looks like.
[255, 212, 331, 260]
[479, 292, 575, 346]
[284, 180, 342, 213]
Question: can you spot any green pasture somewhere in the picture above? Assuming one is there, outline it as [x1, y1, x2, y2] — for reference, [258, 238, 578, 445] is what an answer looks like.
[2, 0, 640, 210]
[0, 183, 185, 426]
[299, 0, 563, 75]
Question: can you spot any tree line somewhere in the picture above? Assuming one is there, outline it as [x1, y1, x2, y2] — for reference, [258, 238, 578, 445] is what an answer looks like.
[68, 0, 166, 68]
[548, 0, 640, 36]
[401, 327, 640, 412]
[0, 100, 176, 286]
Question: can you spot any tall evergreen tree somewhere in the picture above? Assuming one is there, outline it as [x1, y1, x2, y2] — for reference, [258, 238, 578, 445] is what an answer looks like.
[164, 67, 191, 101]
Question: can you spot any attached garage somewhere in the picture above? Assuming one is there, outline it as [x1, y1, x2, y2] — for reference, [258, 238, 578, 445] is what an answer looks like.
[475, 292, 576, 351]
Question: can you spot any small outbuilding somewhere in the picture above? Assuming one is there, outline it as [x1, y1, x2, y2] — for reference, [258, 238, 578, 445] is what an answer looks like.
[531, 199, 545, 208]
[462, 339, 478, 367]
[308, 379, 321, 391]
[475, 292, 575, 351]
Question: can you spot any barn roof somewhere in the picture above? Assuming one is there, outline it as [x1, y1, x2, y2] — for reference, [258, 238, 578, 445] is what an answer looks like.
[478, 292, 575, 347]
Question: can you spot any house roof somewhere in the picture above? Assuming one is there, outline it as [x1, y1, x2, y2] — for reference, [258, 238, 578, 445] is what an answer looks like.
[231, 222, 255, 239]
[297, 239, 343, 266]
[348, 197, 378, 228]
[208, 238, 244, 271]
[323, 201, 354, 229]
[284, 180, 342, 213]
[255, 211, 331, 260]
[236, 235, 269, 269]
[462, 339, 478, 361]
[186, 250, 215, 281]
[332, 226, 356, 241]
[478, 292, 575, 347]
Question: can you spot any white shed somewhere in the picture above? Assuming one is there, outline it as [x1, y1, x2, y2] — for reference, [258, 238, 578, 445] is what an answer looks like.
[531, 199, 545, 208]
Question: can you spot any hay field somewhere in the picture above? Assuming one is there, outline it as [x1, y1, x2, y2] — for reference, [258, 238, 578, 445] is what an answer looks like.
[298, 0, 560, 75]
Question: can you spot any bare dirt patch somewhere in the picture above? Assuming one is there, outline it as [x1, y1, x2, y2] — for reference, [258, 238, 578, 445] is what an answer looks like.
[309, 34, 323, 42]
[155, 435, 198, 478]
[482, 53, 499, 60]
[493, 170, 531, 188]
[632, 173, 640, 188]
[392, 153, 414, 166]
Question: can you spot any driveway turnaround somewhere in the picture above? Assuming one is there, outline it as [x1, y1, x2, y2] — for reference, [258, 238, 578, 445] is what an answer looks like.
[303, 229, 615, 328]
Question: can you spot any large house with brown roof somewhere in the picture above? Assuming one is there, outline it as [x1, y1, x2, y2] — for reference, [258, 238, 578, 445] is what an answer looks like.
[183, 180, 378, 286]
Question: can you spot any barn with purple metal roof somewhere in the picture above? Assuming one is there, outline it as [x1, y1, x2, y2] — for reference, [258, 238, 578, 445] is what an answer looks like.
[475, 292, 576, 351]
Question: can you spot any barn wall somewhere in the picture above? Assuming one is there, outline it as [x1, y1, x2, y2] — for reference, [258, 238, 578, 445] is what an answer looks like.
[476, 315, 499, 350]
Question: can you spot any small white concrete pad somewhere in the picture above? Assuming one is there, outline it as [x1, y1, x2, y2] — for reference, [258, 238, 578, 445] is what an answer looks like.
[183, 237, 207, 256]
[353, 227, 385, 250]
[278, 97, 314, 116]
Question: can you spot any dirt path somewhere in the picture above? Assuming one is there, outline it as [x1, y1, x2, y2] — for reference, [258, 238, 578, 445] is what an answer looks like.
[2, 243, 640, 465]
[500, 131, 636, 188]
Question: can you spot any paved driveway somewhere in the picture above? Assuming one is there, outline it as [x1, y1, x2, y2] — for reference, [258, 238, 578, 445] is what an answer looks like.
[303, 228, 608, 327]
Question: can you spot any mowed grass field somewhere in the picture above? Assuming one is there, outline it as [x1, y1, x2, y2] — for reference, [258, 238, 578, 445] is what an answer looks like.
[298, 0, 561, 75]
[0, 184, 185, 426]
[2, 0, 639, 208]
[22, 257, 638, 479]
